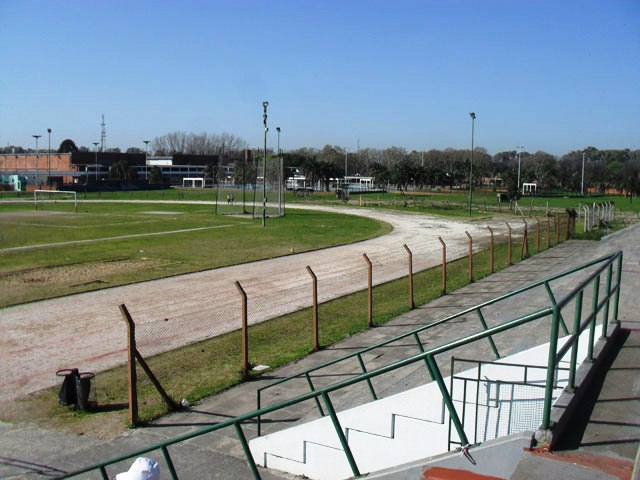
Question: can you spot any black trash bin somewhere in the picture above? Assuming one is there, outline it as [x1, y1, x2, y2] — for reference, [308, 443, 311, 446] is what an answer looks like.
[56, 368, 79, 406]
[74, 372, 96, 411]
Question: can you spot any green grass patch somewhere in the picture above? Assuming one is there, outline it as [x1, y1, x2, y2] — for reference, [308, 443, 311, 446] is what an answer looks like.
[0, 203, 390, 307]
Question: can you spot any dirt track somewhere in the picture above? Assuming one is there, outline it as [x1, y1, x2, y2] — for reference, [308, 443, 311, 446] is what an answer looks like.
[0, 204, 515, 403]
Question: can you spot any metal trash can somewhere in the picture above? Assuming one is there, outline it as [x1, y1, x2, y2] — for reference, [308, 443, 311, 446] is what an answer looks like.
[74, 372, 96, 411]
[56, 368, 79, 406]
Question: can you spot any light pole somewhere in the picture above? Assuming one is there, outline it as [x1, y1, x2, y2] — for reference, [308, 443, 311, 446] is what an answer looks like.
[468, 112, 476, 215]
[344, 148, 348, 178]
[143, 140, 150, 181]
[581, 152, 586, 196]
[47, 128, 52, 187]
[516, 145, 524, 193]
[93, 142, 99, 181]
[32, 134, 41, 187]
[276, 127, 281, 156]
[262, 101, 269, 227]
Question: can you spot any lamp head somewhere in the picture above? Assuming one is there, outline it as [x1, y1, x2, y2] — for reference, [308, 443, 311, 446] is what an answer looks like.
[263, 101, 269, 109]
[469, 112, 476, 119]
[276, 127, 281, 133]
[47, 128, 51, 134]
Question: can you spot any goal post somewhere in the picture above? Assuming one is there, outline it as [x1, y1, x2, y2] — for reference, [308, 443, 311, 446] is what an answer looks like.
[34, 190, 78, 213]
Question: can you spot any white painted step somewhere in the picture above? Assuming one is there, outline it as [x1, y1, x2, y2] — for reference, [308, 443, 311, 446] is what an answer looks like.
[250, 326, 600, 480]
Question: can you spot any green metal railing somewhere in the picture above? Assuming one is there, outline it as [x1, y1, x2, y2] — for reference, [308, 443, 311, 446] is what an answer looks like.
[56, 250, 622, 479]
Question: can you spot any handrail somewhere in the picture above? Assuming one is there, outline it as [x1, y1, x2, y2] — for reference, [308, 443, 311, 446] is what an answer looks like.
[57, 250, 623, 480]
[256, 250, 621, 433]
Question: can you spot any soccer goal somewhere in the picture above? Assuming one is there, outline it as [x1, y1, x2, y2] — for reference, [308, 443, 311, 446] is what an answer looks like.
[34, 190, 78, 213]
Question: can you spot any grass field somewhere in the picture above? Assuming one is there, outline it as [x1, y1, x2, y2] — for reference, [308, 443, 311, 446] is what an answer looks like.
[0, 201, 390, 307]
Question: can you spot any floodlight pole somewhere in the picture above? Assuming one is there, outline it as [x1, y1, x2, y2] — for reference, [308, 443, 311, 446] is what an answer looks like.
[47, 128, 52, 186]
[517, 145, 524, 193]
[468, 112, 475, 216]
[262, 101, 269, 227]
[143, 140, 150, 181]
[93, 142, 99, 181]
[581, 152, 586, 196]
[32, 134, 41, 187]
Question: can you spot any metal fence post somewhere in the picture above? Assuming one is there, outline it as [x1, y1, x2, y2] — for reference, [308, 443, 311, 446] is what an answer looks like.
[465, 231, 473, 282]
[555, 214, 561, 244]
[547, 215, 551, 248]
[487, 226, 494, 273]
[506, 223, 512, 265]
[536, 218, 541, 254]
[235, 281, 249, 378]
[363, 253, 373, 327]
[403, 244, 415, 309]
[438, 237, 447, 294]
[119, 304, 138, 426]
[521, 219, 529, 259]
[306, 266, 320, 351]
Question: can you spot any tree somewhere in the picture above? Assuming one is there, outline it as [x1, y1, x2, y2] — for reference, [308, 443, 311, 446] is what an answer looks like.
[109, 160, 138, 181]
[204, 162, 222, 184]
[126, 147, 144, 154]
[151, 131, 248, 156]
[58, 139, 78, 153]
[149, 166, 162, 185]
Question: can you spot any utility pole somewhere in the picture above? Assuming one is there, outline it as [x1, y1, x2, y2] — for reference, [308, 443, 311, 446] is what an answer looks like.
[468, 112, 476, 216]
[32, 134, 41, 186]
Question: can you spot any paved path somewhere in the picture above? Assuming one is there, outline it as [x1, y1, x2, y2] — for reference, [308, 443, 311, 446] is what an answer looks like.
[1, 204, 516, 403]
[0, 222, 637, 479]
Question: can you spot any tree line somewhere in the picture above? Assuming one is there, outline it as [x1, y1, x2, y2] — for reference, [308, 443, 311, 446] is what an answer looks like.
[2, 134, 638, 196]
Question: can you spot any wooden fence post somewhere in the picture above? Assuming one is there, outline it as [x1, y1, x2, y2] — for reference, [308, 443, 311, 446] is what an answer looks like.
[403, 244, 415, 309]
[363, 253, 374, 327]
[235, 281, 249, 379]
[487, 226, 494, 273]
[506, 222, 513, 265]
[547, 215, 551, 249]
[120, 304, 138, 426]
[306, 266, 320, 351]
[438, 237, 447, 294]
[465, 231, 473, 282]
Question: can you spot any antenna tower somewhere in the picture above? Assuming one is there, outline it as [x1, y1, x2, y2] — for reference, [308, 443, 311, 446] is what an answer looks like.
[100, 114, 106, 152]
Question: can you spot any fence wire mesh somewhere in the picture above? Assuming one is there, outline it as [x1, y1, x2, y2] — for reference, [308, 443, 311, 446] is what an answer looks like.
[127, 213, 572, 421]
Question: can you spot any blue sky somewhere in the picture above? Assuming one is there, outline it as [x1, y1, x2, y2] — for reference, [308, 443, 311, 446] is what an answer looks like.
[1, 0, 638, 156]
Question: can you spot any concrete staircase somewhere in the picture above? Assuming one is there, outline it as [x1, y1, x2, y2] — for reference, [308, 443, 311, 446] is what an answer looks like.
[250, 327, 599, 480]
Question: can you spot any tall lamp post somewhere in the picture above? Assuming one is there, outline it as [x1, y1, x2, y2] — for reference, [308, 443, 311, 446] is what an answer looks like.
[581, 152, 586, 196]
[47, 129, 52, 187]
[516, 145, 524, 194]
[32, 134, 42, 187]
[276, 127, 281, 156]
[468, 112, 476, 215]
[143, 140, 150, 181]
[262, 101, 269, 227]
[92, 142, 99, 181]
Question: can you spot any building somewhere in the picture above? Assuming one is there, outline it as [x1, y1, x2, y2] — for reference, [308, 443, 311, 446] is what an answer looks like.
[0, 151, 250, 190]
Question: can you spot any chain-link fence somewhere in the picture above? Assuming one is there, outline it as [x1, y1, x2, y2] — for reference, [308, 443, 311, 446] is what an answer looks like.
[122, 213, 572, 424]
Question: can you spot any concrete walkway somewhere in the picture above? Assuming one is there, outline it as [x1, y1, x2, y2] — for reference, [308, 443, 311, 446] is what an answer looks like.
[0, 222, 638, 479]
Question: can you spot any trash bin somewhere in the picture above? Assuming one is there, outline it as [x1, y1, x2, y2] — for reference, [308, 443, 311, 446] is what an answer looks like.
[75, 372, 96, 411]
[56, 368, 79, 406]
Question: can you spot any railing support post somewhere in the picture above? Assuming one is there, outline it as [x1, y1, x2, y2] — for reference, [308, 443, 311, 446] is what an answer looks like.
[120, 304, 139, 426]
[235, 281, 249, 378]
[403, 244, 415, 309]
[438, 237, 447, 294]
[322, 392, 361, 478]
[306, 266, 320, 351]
[363, 253, 373, 327]
[487, 226, 494, 273]
[588, 276, 600, 362]
[426, 355, 469, 447]
[465, 231, 473, 282]
[568, 290, 584, 391]
[542, 306, 561, 431]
